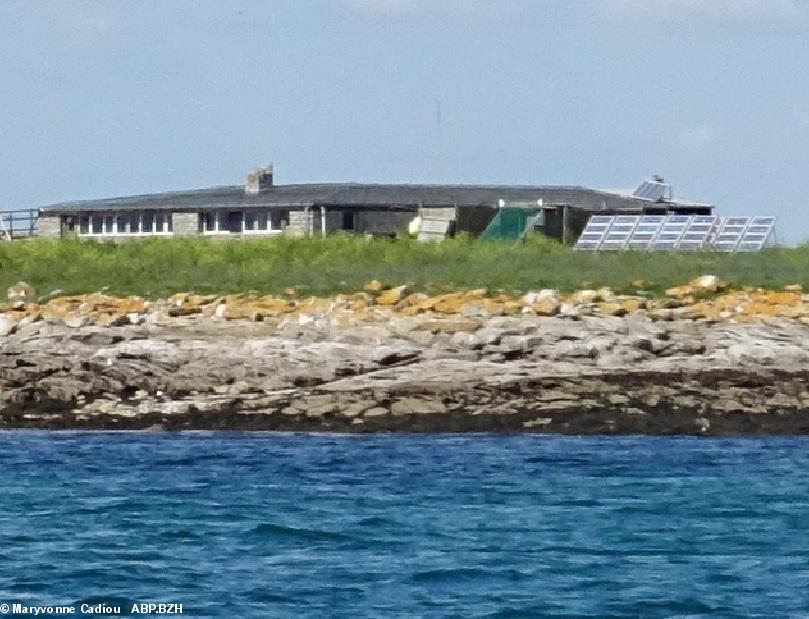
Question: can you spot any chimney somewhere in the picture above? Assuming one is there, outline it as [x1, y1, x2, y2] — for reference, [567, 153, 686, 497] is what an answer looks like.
[245, 165, 273, 195]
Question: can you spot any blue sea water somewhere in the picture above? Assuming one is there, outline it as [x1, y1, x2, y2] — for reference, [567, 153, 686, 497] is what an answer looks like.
[2, 433, 809, 618]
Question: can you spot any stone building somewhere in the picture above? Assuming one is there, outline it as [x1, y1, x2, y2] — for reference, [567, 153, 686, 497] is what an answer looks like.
[36, 167, 713, 242]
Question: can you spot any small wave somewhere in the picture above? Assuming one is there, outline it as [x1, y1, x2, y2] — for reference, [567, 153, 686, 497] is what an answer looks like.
[157, 528, 199, 540]
[355, 515, 397, 527]
[410, 567, 490, 583]
[249, 522, 353, 542]
[482, 606, 551, 619]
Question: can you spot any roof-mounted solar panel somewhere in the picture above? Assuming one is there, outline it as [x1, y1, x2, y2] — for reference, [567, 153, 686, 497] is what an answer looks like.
[633, 180, 670, 201]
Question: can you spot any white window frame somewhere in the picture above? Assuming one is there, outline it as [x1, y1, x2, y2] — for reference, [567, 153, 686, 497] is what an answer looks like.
[201, 209, 285, 235]
[77, 211, 174, 237]
[201, 211, 231, 235]
[243, 209, 284, 235]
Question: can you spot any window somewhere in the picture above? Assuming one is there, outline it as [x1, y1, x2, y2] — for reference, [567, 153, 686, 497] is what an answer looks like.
[240, 209, 283, 234]
[200, 211, 232, 234]
[75, 211, 174, 236]
[270, 209, 288, 230]
[200, 209, 285, 235]
[201, 212, 215, 233]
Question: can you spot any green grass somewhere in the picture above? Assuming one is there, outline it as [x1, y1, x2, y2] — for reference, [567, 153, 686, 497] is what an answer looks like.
[0, 235, 807, 299]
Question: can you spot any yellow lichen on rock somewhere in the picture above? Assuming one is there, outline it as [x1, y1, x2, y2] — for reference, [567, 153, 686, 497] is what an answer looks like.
[363, 280, 383, 293]
[7, 274, 809, 331]
[531, 298, 561, 316]
[597, 302, 628, 317]
[377, 284, 411, 306]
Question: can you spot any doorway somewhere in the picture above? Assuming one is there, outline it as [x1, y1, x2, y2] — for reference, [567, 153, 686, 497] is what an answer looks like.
[228, 211, 244, 233]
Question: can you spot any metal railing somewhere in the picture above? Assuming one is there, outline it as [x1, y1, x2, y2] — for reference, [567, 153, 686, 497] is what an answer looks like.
[0, 209, 39, 240]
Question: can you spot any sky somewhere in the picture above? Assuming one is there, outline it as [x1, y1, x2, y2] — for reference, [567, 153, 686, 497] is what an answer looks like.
[1, 0, 808, 241]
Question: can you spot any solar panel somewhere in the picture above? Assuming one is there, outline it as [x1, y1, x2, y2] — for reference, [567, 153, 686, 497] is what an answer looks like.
[651, 215, 691, 250]
[626, 215, 665, 249]
[633, 181, 669, 201]
[574, 215, 614, 250]
[737, 216, 774, 251]
[600, 216, 639, 250]
[678, 215, 717, 251]
[712, 217, 749, 252]
[574, 214, 774, 252]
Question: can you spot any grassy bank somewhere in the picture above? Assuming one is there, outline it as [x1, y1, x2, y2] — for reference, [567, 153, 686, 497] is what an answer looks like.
[0, 236, 807, 298]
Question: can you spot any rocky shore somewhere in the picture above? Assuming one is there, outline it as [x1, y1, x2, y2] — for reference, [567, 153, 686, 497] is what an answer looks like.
[3, 276, 809, 434]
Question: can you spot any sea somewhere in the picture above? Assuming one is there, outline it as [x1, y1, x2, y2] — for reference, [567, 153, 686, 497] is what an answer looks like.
[1, 432, 809, 618]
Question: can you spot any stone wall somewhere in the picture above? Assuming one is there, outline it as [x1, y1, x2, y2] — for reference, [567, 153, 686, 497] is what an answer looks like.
[286, 209, 313, 236]
[421, 207, 457, 222]
[37, 214, 62, 238]
[286, 208, 415, 236]
[173, 212, 199, 236]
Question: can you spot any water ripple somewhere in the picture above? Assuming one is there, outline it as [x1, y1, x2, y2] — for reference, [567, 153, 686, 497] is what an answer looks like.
[2, 432, 809, 617]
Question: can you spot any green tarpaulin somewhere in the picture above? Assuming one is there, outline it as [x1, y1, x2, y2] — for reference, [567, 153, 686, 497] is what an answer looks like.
[479, 208, 538, 241]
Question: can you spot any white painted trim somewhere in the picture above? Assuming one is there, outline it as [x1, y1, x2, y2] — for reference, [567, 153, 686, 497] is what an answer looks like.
[201, 209, 286, 234]
[77, 212, 174, 237]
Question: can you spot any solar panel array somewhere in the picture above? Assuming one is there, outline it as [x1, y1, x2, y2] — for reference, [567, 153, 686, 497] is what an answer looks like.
[574, 215, 774, 252]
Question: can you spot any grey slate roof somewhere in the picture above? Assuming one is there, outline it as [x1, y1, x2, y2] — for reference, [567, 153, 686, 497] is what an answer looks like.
[41, 182, 712, 214]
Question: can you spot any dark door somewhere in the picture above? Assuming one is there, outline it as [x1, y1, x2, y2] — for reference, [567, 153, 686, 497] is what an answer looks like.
[228, 211, 244, 233]
[341, 211, 356, 232]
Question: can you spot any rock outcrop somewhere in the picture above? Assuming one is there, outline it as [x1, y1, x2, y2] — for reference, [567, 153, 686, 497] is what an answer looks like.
[3, 277, 809, 434]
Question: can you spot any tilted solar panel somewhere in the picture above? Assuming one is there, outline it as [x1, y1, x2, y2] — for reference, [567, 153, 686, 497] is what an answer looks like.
[633, 181, 669, 202]
[678, 216, 717, 251]
[574, 215, 614, 250]
[712, 217, 749, 251]
[736, 216, 774, 251]
[574, 214, 774, 252]
[626, 215, 665, 249]
[650, 215, 690, 250]
[600, 216, 640, 250]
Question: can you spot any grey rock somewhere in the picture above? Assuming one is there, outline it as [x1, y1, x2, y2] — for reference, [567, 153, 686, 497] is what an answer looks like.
[0, 315, 16, 337]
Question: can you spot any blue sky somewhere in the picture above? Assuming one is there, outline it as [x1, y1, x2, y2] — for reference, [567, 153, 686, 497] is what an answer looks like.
[1, 0, 807, 241]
